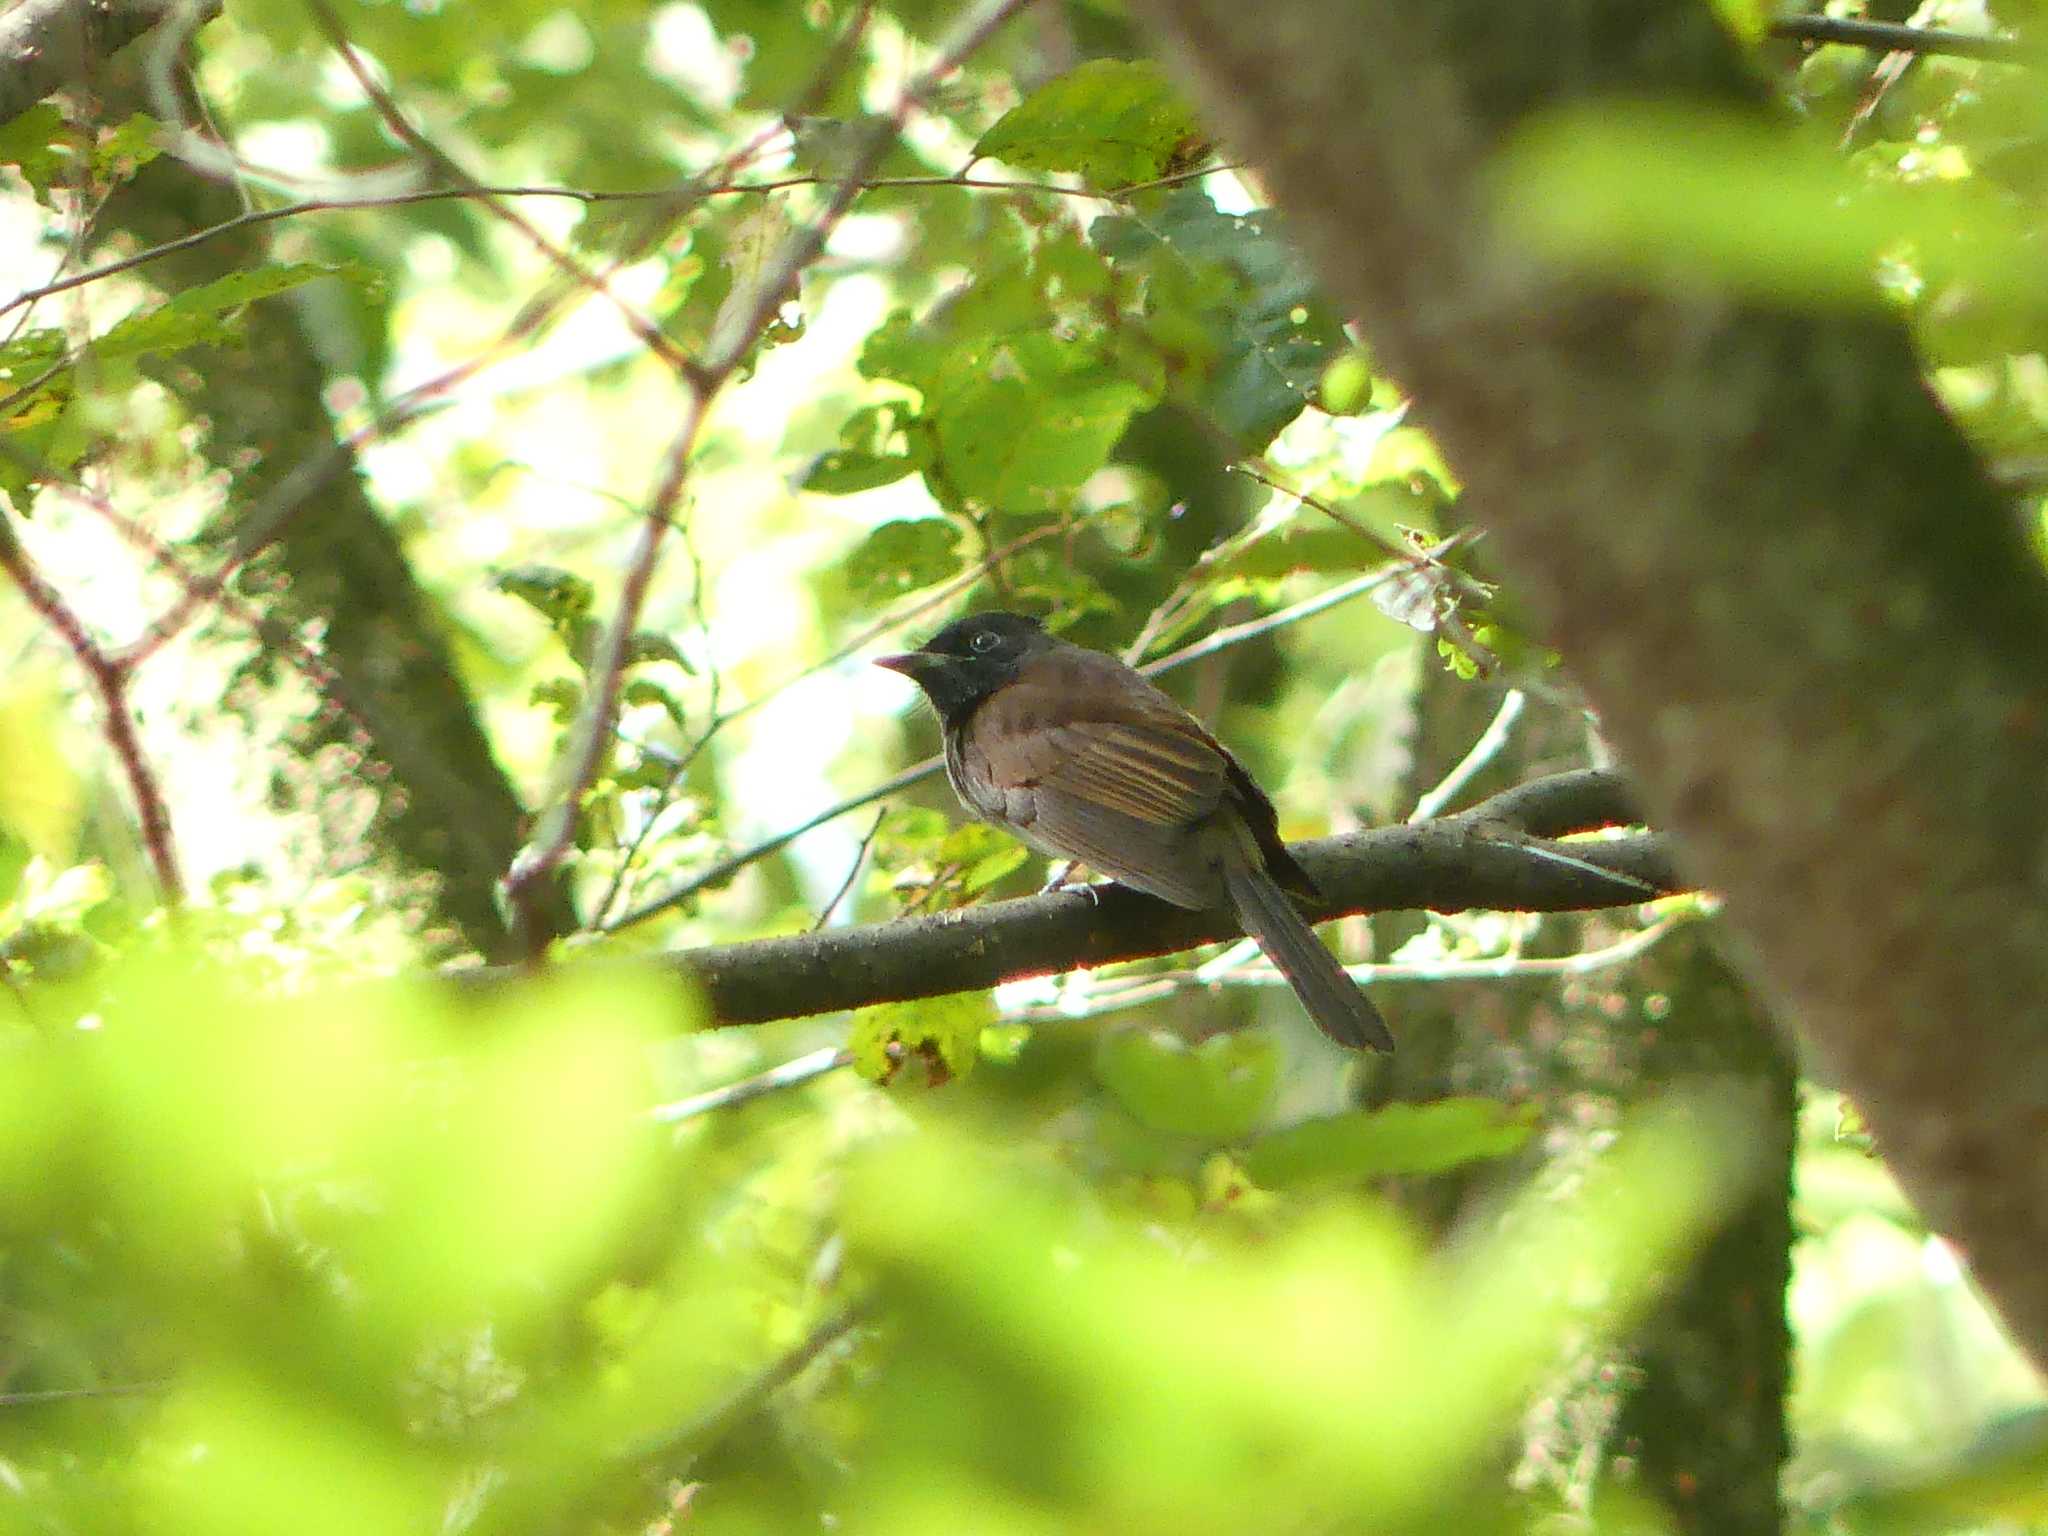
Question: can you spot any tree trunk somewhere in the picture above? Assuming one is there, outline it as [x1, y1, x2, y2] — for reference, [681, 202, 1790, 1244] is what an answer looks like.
[1127, 0, 2048, 1367]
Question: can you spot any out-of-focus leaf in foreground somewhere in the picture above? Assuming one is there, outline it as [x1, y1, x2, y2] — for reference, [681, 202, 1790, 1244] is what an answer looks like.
[839, 1088, 1761, 1533]
[0, 949, 801, 1533]
[1496, 105, 2047, 319]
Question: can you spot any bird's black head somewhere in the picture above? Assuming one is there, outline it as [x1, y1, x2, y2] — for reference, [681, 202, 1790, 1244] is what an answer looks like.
[875, 610, 1050, 722]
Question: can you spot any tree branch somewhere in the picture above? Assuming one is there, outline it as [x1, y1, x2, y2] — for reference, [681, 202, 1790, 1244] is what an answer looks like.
[0, 0, 217, 127]
[1766, 14, 2020, 63]
[650, 772, 1678, 1026]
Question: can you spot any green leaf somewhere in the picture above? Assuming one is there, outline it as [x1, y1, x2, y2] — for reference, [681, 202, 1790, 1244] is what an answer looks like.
[94, 263, 381, 365]
[621, 678, 689, 732]
[929, 333, 1154, 510]
[1497, 104, 2048, 319]
[495, 564, 596, 634]
[842, 518, 964, 598]
[849, 993, 991, 1084]
[1094, 1027, 1281, 1141]
[1243, 1099, 1539, 1188]
[1092, 187, 1346, 451]
[0, 105, 71, 199]
[529, 676, 582, 724]
[626, 630, 692, 672]
[934, 822, 1028, 894]
[973, 59, 1204, 190]
[91, 112, 163, 181]
[802, 448, 920, 495]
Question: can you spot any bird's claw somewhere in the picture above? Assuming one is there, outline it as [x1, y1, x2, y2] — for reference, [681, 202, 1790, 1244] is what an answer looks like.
[1040, 860, 1102, 905]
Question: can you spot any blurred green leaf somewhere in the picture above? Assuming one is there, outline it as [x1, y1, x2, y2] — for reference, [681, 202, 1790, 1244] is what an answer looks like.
[803, 447, 921, 494]
[1498, 104, 2048, 320]
[627, 629, 693, 672]
[496, 564, 597, 632]
[973, 59, 1205, 190]
[1243, 1099, 1539, 1188]
[850, 992, 991, 1083]
[94, 263, 382, 364]
[929, 332, 1155, 510]
[843, 517, 965, 598]
[1839, 1405, 2048, 1531]
[0, 104, 71, 199]
[1095, 1026, 1281, 1140]
[92, 112, 163, 181]
[0, 667, 81, 862]
[840, 1091, 1753, 1531]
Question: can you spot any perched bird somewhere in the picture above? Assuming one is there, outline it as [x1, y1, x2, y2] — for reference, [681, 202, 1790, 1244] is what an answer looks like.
[876, 611, 1392, 1052]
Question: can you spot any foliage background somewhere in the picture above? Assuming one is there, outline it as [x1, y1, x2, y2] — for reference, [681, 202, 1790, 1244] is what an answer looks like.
[0, 0, 2044, 1531]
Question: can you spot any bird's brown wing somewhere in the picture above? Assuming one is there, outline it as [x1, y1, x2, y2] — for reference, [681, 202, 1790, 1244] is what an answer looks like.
[959, 652, 1234, 909]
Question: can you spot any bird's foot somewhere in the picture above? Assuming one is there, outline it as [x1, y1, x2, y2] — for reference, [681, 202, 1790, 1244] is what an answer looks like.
[1040, 860, 1103, 905]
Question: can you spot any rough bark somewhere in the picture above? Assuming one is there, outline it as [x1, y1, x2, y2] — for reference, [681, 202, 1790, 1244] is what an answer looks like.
[1609, 933, 1795, 1536]
[1127, 0, 2048, 1365]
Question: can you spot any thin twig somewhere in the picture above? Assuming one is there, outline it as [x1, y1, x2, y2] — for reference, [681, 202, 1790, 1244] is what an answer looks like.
[0, 1380, 167, 1407]
[637, 1302, 869, 1470]
[0, 165, 1230, 324]
[1408, 688, 1525, 823]
[647, 1045, 854, 1124]
[504, 392, 712, 950]
[0, 533, 181, 903]
[702, 0, 1043, 377]
[503, 0, 1043, 947]
[1234, 461, 1409, 563]
[305, 0, 708, 389]
[812, 808, 888, 931]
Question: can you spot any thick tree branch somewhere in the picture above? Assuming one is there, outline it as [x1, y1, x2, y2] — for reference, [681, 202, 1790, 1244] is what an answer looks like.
[0, 0, 215, 126]
[1124, 0, 2048, 1365]
[661, 772, 1678, 1026]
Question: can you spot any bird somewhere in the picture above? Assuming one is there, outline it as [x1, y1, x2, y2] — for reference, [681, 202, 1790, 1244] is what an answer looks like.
[875, 611, 1393, 1052]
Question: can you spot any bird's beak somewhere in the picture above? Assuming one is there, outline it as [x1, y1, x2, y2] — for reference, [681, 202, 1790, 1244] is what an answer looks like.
[874, 650, 940, 677]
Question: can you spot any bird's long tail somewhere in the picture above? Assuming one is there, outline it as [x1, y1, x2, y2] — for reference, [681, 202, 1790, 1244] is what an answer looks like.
[1223, 861, 1394, 1052]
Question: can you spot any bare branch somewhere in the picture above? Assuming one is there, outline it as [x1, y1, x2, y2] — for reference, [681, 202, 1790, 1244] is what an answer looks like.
[0, 529, 182, 902]
[596, 774, 1683, 1027]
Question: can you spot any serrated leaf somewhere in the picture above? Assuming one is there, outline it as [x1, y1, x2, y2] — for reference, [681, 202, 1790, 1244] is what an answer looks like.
[973, 59, 1204, 190]
[843, 518, 964, 598]
[1243, 1099, 1538, 1188]
[1095, 1028, 1281, 1141]
[850, 993, 990, 1084]
[1092, 186, 1346, 451]
[94, 263, 381, 365]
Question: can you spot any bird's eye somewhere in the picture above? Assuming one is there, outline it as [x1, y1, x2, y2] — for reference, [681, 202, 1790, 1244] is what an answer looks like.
[970, 630, 1002, 654]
